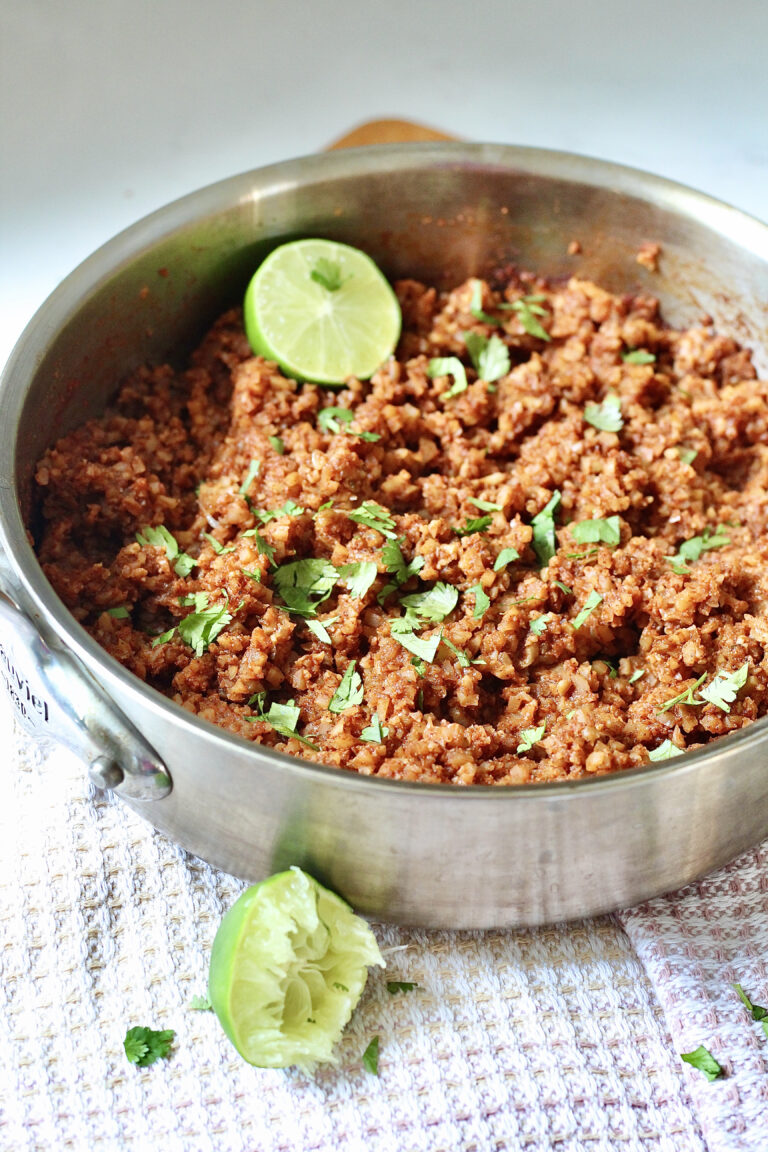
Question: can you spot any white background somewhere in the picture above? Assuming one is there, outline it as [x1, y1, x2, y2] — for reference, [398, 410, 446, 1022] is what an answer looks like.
[1, 0, 766, 367]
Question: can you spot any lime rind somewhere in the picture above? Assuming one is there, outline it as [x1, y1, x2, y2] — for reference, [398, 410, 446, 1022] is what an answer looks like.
[244, 239, 401, 385]
[208, 867, 384, 1068]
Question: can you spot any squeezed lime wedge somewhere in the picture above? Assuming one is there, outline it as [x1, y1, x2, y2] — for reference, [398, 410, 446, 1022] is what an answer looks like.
[244, 238, 401, 385]
[208, 867, 384, 1068]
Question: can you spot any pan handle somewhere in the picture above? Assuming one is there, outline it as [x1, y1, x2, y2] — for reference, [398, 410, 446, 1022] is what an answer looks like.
[0, 588, 171, 801]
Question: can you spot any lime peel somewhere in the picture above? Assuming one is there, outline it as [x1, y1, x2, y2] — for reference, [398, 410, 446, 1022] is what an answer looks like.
[208, 867, 384, 1068]
[244, 239, 401, 385]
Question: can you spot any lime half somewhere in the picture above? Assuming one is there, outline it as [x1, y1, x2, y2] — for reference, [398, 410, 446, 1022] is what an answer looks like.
[244, 238, 401, 385]
[208, 867, 384, 1068]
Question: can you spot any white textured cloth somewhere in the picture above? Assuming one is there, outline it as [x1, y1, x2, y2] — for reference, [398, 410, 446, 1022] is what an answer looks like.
[0, 694, 764, 1151]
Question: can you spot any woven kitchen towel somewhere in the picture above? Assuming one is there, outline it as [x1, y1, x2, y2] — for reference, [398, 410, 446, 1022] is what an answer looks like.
[0, 709, 709, 1152]
[618, 850, 768, 1152]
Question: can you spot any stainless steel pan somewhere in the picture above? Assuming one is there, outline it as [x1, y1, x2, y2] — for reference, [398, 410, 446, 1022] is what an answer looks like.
[2, 143, 768, 928]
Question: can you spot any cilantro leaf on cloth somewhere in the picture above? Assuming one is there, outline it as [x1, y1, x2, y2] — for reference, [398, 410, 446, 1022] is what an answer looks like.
[273, 558, 339, 617]
[124, 1026, 175, 1067]
[453, 515, 492, 538]
[517, 723, 546, 754]
[680, 1045, 724, 1082]
[699, 662, 749, 713]
[427, 356, 468, 400]
[362, 1036, 380, 1075]
[188, 995, 213, 1011]
[360, 715, 389, 744]
[387, 981, 419, 994]
[390, 621, 442, 663]
[464, 332, 510, 383]
[347, 501, 398, 539]
[338, 561, 378, 600]
[493, 547, 520, 572]
[328, 661, 364, 713]
[570, 516, 621, 547]
[584, 392, 624, 432]
[530, 491, 561, 567]
[177, 595, 234, 656]
[648, 739, 684, 761]
[668, 526, 730, 574]
[399, 582, 459, 625]
[733, 983, 768, 1037]
[571, 590, 603, 630]
[136, 525, 196, 578]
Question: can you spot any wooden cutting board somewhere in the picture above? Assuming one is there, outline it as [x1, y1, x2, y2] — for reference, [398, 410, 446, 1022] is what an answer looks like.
[326, 118, 457, 150]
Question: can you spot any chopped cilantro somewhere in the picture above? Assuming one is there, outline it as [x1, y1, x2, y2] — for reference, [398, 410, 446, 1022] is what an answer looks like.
[469, 583, 490, 619]
[273, 558, 339, 617]
[255, 499, 305, 523]
[319, 406, 355, 434]
[427, 356, 468, 400]
[453, 515, 492, 537]
[648, 739, 684, 761]
[328, 661, 364, 713]
[400, 582, 459, 625]
[530, 491, 561, 567]
[188, 994, 213, 1011]
[124, 1026, 175, 1067]
[517, 723, 546, 754]
[660, 673, 707, 712]
[361, 715, 389, 744]
[382, 538, 425, 586]
[570, 516, 621, 547]
[677, 446, 698, 465]
[347, 501, 398, 539]
[151, 626, 176, 648]
[505, 294, 551, 341]
[204, 532, 236, 556]
[391, 622, 442, 663]
[178, 594, 233, 656]
[571, 590, 603, 630]
[699, 662, 749, 713]
[268, 435, 285, 454]
[622, 348, 656, 364]
[629, 669, 645, 684]
[136, 524, 196, 578]
[584, 392, 624, 432]
[554, 580, 572, 594]
[441, 636, 472, 668]
[680, 1045, 723, 1082]
[493, 547, 520, 572]
[362, 1035, 380, 1075]
[668, 526, 730, 574]
[107, 606, 130, 619]
[529, 613, 551, 636]
[469, 280, 500, 325]
[248, 693, 318, 748]
[464, 331, 510, 383]
[411, 656, 426, 677]
[468, 496, 502, 513]
[238, 459, 261, 501]
[387, 981, 418, 994]
[305, 617, 335, 645]
[310, 257, 347, 292]
[338, 561, 378, 599]
[239, 527, 276, 564]
[733, 983, 768, 1037]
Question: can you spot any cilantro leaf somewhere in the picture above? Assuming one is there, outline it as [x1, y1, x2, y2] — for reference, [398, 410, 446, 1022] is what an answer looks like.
[255, 499, 305, 523]
[660, 673, 707, 712]
[400, 582, 459, 625]
[517, 723, 546, 754]
[441, 636, 472, 668]
[570, 516, 621, 547]
[427, 356, 468, 400]
[493, 547, 520, 572]
[107, 606, 130, 619]
[136, 525, 196, 578]
[554, 580, 572, 594]
[453, 515, 492, 537]
[348, 501, 398, 539]
[680, 1045, 723, 1082]
[411, 656, 426, 678]
[648, 739, 684, 761]
[328, 660, 364, 713]
[362, 1035, 380, 1075]
[177, 594, 233, 656]
[305, 617, 335, 644]
[506, 294, 551, 341]
[469, 583, 490, 619]
[571, 590, 603, 630]
[269, 435, 285, 454]
[530, 491, 561, 567]
[240, 527, 276, 564]
[188, 995, 213, 1011]
[469, 280, 500, 325]
[584, 392, 624, 432]
[733, 983, 768, 1026]
[238, 459, 261, 501]
[464, 331, 510, 383]
[204, 532, 236, 556]
[622, 348, 656, 364]
[273, 558, 339, 617]
[668, 527, 730, 574]
[387, 981, 418, 994]
[699, 662, 749, 713]
[629, 669, 645, 684]
[381, 538, 425, 587]
[468, 496, 502, 513]
[310, 257, 348, 292]
[529, 613, 551, 636]
[151, 626, 176, 648]
[390, 622, 442, 662]
[124, 1026, 175, 1067]
[360, 715, 389, 743]
[318, 406, 355, 434]
[677, 446, 698, 465]
[248, 693, 318, 748]
[338, 561, 378, 600]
